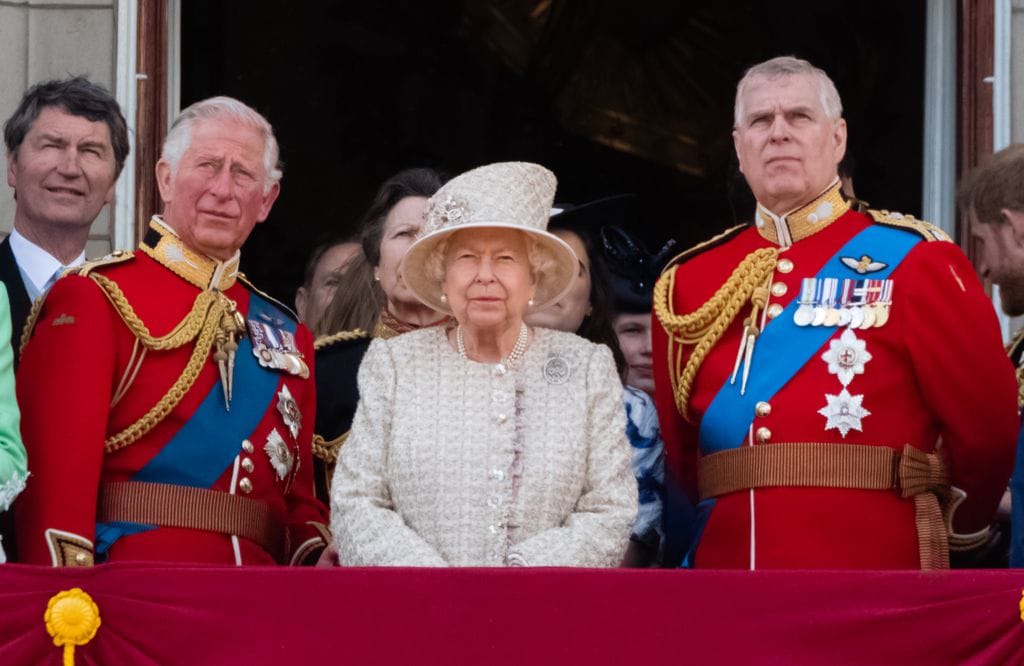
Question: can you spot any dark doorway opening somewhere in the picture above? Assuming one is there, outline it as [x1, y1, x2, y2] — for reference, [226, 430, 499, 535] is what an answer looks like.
[181, 0, 925, 304]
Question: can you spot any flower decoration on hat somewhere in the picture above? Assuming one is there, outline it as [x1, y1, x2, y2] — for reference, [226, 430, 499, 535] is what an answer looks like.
[425, 194, 471, 234]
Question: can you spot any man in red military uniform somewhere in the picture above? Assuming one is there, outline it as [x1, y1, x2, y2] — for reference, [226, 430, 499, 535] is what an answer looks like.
[652, 56, 1019, 570]
[16, 97, 329, 566]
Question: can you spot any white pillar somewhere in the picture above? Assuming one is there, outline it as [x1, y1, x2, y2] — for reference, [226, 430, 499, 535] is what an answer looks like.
[921, 0, 956, 237]
[113, 0, 138, 252]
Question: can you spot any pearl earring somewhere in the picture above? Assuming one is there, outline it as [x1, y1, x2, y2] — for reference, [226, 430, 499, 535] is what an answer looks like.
[527, 298, 535, 307]
[440, 293, 447, 303]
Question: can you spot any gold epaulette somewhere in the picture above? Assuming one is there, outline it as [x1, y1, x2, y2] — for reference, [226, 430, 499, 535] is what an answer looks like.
[660, 224, 748, 274]
[314, 328, 368, 351]
[65, 249, 135, 277]
[868, 209, 951, 242]
[237, 273, 299, 322]
[21, 251, 136, 351]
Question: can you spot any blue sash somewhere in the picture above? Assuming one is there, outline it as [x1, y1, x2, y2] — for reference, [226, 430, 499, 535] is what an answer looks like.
[1009, 420, 1024, 567]
[698, 225, 921, 454]
[96, 291, 294, 555]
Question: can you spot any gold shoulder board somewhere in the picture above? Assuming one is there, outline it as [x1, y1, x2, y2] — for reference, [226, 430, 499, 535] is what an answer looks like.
[314, 328, 369, 351]
[868, 209, 951, 242]
[66, 250, 135, 277]
[661, 224, 748, 274]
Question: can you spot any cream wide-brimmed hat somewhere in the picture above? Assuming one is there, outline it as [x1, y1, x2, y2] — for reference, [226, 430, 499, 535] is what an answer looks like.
[401, 162, 577, 315]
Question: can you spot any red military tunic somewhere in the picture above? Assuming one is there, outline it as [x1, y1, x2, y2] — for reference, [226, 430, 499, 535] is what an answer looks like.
[652, 184, 1019, 569]
[16, 219, 328, 566]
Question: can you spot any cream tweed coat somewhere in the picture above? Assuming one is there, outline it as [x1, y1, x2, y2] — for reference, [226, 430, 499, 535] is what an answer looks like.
[330, 326, 637, 566]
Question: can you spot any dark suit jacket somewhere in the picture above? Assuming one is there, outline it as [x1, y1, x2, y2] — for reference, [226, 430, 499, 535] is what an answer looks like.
[0, 235, 31, 369]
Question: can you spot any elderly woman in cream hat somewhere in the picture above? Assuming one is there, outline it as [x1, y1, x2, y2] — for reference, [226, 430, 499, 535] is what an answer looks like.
[330, 162, 637, 567]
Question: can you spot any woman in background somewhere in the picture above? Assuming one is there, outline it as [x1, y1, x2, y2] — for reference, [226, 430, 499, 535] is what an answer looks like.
[312, 168, 446, 502]
[525, 196, 665, 566]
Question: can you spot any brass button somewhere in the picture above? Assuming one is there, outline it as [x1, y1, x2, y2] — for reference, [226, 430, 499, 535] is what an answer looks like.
[239, 478, 253, 494]
[755, 401, 772, 417]
[755, 427, 772, 443]
[771, 282, 788, 298]
[241, 457, 254, 473]
[242, 439, 254, 454]
[777, 258, 794, 274]
[766, 303, 784, 319]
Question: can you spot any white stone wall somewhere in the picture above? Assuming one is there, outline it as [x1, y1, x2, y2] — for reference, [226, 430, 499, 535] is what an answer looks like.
[1013, 0, 1024, 143]
[0, 0, 118, 257]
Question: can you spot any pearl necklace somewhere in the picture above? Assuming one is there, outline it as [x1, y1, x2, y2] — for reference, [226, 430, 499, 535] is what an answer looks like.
[457, 322, 529, 368]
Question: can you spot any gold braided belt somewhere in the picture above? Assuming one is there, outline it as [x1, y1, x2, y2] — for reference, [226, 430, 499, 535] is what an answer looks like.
[698, 443, 951, 570]
[653, 247, 780, 422]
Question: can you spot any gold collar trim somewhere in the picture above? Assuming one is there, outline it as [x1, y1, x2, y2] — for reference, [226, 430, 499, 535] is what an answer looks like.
[754, 181, 850, 247]
[139, 217, 240, 291]
[373, 309, 451, 340]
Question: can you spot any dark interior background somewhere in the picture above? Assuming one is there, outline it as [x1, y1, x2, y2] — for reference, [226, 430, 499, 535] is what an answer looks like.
[182, 0, 925, 305]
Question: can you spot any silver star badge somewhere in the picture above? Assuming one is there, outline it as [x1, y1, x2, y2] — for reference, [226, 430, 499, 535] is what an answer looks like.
[818, 389, 871, 438]
[276, 385, 302, 439]
[264, 428, 295, 481]
[821, 328, 872, 386]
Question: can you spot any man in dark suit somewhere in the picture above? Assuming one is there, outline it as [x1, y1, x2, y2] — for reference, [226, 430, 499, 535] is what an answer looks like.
[3, 77, 129, 362]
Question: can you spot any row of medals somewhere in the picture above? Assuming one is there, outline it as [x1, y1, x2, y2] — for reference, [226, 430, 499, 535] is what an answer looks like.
[792, 277, 893, 329]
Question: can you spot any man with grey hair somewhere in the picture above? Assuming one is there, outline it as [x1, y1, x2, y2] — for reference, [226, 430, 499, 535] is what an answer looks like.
[14, 96, 329, 567]
[652, 55, 1017, 570]
[3, 76, 129, 364]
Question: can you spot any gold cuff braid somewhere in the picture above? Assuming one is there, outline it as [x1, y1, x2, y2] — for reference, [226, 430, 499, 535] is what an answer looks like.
[653, 247, 780, 421]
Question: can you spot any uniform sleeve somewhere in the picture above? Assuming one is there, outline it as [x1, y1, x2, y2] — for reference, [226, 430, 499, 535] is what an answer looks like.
[0, 284, 26, 512]
[651, 272, 703, 567]
[15, 276, 117, 566]
[902, 241, 1019, 532]
[284, 323, 330, 565]
[507, 344, 637, 567]
[651, 270, 702, 505]
[330, 339, 447, 566]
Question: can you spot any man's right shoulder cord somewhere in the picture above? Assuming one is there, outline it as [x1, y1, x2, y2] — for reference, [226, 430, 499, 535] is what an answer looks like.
[653, 247, 779, 422]
[22, 261, 242, 454]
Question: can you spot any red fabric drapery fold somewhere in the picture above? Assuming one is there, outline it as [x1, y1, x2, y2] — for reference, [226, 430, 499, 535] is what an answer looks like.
[0, 564, 1021, 664]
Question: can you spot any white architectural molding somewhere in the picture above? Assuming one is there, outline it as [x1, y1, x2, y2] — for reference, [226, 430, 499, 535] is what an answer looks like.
[113, 0, 137, 251]
[994, 0, 1013, 151]
[993, 0, 1018, 339]
[168, 0, 181, 125]
[921, 0, 956, 237]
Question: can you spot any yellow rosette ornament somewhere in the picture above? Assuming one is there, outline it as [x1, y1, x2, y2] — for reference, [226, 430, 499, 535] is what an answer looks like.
[44, 588, 101, 666]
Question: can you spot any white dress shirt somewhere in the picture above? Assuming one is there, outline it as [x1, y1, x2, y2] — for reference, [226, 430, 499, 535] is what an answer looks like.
[8, 228, 86, 301]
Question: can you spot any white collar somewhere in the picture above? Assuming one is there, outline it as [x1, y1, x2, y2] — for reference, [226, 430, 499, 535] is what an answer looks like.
[8, 227, 86, 293]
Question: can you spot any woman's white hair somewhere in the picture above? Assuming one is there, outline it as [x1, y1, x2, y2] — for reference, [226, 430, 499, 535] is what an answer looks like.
[734, 56, 843, 127]
[160, 96, 283, 192]
[423, 230, 560, 302]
